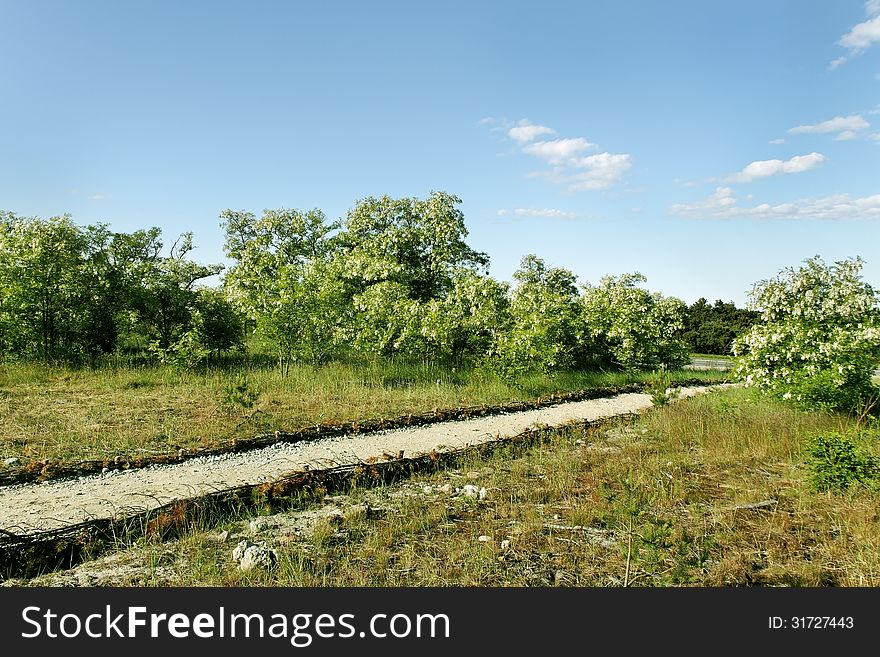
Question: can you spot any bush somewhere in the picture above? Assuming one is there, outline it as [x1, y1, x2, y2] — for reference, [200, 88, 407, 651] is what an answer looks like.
[219, 375, 260, 412]
[733, 256, 880, 413]
[580, 273, 690, 370]
[804, 432, 880, 492]
[779, 369, 878, 414]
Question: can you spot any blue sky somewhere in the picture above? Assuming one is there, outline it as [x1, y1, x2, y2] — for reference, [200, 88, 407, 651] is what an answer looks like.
[2, 0, 879, 306]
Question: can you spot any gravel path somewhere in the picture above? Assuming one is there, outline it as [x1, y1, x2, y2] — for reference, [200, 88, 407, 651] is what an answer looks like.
[0, 385, 724, 536]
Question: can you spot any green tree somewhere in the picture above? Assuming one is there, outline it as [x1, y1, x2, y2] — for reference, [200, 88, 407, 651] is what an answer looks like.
[492, 255, 583, 376]
[580, 272, 690, 370]
[733, 256, 880, 411]
[191, 287, 246, 361]
[130, 231, 224, 351]
[421, 271, 511, 365]
[332, 191, 491, 359]
[682, 298, 759, 355]
[220, 207, 343, 371]
[336, 191, 489, 302]
[0, 213, 92, 360]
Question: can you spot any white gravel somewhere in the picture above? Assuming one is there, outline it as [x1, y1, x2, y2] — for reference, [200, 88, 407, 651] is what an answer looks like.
[0, 385, 725, 536]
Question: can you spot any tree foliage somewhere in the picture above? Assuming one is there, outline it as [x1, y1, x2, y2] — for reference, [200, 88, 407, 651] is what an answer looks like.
[580, 272, 690, 370]
[1, 197, 716, 380]
[682, 298, 759, 355]
[335, 191, 489, 302]
[220, 207, 341, 370]
[0, 212, 228, 364]
[492, 255, 584, 376]
[733, 256, 880, 411]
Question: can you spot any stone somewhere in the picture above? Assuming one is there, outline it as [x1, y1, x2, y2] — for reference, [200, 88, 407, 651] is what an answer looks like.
[233, 539, 277, 572]
[500, 539, 511, 550]
[477, 535, 492, 542]
[249, 517, 278, 534]
[3, 457, 20, 467]
[461, 484, 480, 498]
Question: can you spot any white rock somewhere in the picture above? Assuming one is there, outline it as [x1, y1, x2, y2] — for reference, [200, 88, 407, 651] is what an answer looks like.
[461, 484, 480, 498]
[233, 539, 277, 572]
[477, 535, 492, 542]
[3, 457, 20, 467]
[249, 516, 279, 533]
[500, 540, 511, 550]
[422, 485, 433, 494]
[478, 487, 487, 500]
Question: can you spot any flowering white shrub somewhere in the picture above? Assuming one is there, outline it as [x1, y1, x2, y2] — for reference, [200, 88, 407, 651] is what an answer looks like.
[580, 273, 690, 370]
[490, 255, 583, 377]
[732, 256, 880, 411]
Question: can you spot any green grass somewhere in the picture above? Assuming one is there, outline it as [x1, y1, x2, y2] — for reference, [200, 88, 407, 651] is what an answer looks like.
[0, 360, 725, 465]
[14, 386, 880, 587]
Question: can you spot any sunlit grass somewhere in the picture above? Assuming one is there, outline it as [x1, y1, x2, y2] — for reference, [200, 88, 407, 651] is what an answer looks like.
[18, 386, 879, 588]
[0, 360, 724, 464]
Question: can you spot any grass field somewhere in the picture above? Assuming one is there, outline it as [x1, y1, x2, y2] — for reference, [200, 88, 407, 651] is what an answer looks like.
[12, 386, 879, 587]
[0, 361, 725, 465]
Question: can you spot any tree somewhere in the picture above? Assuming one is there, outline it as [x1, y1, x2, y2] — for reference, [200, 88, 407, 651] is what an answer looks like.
[421, 271, 510, 366]
[0, 213, 92, 360]
[350, 280, 426, 358]
[580, 272, 690, 370]
[0, 213, 224, 363]
[492, 255, 584, 376]
[130, 232, 224, 351]
[733, 256, 880, 411]
[220, 207, 343, 370]
[682, 298, 759, 355]
[191, 287, 246, 361]
[335, 191, 489, 302]
[333, 191, 491, 359]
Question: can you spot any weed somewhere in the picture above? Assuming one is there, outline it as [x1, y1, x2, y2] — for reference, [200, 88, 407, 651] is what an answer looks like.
[647, 366, 675, 407]
[219, 376, 260, 412]
[804, 432, 880, 493]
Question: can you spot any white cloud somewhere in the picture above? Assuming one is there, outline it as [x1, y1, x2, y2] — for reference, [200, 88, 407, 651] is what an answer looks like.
[837, 16, 880, 53]
[725, 152, 825, 183]
[511, 208, 577, 219]
[870, 132, 880, 142]
[528, 153, 632, 192]
[496, 207, 578, 219]
[840, 15, 880, 52]
[670, 188, 880, 220]
[522, 137, 596, 165]
[788, 115, 869, 136]
[769, 138, 785, 145]
[836, 130, 858, 141]
[507, 120, 556, 144]
[487, 117, 631, 191]
[830, 4, 880, 67]
[565, 153, 632, 191]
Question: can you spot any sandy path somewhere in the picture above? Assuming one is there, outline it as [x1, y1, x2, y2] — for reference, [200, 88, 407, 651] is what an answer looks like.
[0, 385, 723, 536]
